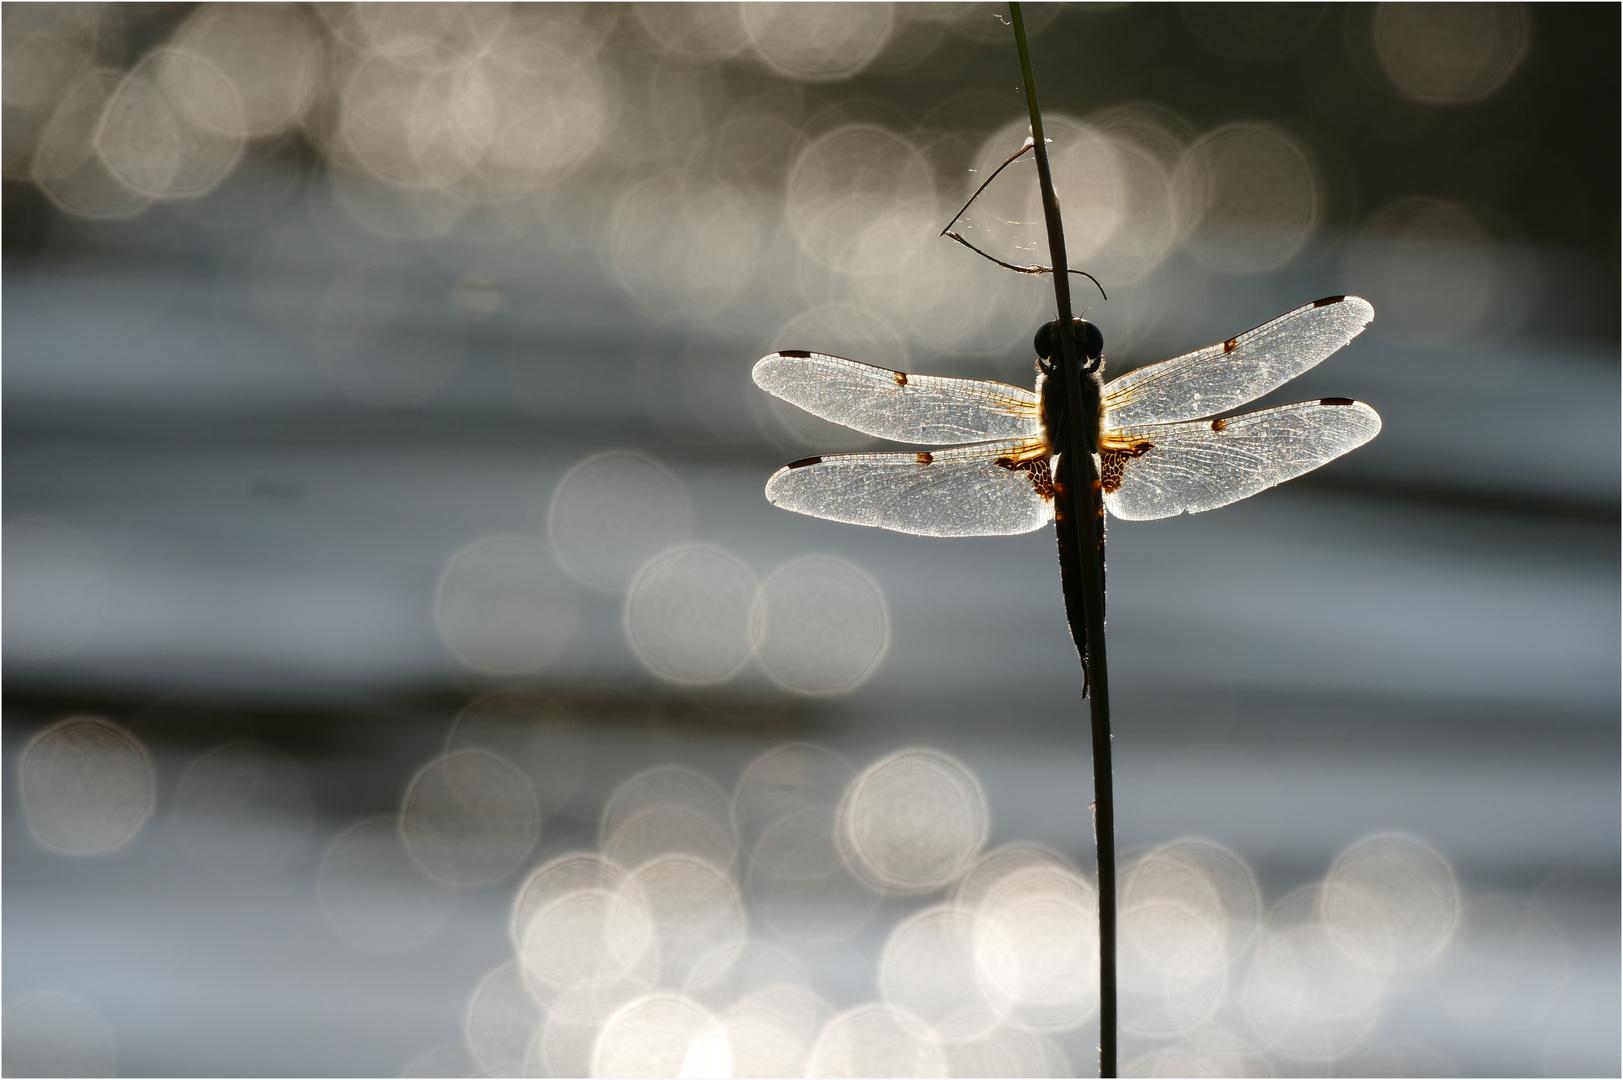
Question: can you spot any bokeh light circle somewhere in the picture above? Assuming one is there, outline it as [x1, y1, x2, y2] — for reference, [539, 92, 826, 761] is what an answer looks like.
[953, 843, 1077, 912]
[511, 852, 625, 949]
[838, 749, 989, 894]
[448, 690, 583, 814]
[170, 3, 322, 136]
[786, 124, 934, 273]
[946, 1027, 1070, 1077]
[687, 92, 807, 190]
[741, 4, 897, 81]
[602, 765, 737, 873]
[974, 864, 1101, 1032]
[19, 716, 155, 856]
[1245, 929, 1385, 1063]
[734, 743, 854, 854]
[1124, 1029, 1254, 1077]
[1374, 2, 1531, 105]
[878, 905, 1001, 1039]
[2, 30, 91, 177]
[632, 4, 751, 60]
[1122, 838, 1263, 963]
[2, 29, 91, 114]
[1322, 832, 1461, 973]
[1118, 898, 1228, 1036]
[96, 49, 246, 200]
[548, 450, 693, 592]
[1052, 118, 1181, 285]
[31, 70, 155, 218]
[518, 887, 651, 999]
[464, 960, 542, 1079]
[1, 991, 116, 1078]
[1033, 118, 1130, 269]
[749, 806, 880, 941]
[455, 35, 612, 200]
[592, 995, 716, 1078]
[754, 556, 889, 694]
[400, 750, 540, 887]
[808, 1003, 947, 1078]
[1179, 122, 1321, 274]
[623, 544, 758, 684]
[716, 986, 829, 1077]
[608, 174, 766, 322]
[1242, 890, 1385, 1063]
[321, 3, 510, 65]
[617, 856, 748, 987]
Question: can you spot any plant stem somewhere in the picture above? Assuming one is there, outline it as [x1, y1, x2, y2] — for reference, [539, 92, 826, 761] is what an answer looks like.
[1008, 5, 1118, 1075]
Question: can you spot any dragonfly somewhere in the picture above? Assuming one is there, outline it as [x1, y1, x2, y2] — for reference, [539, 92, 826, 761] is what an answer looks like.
[752, 295, 1380, 536]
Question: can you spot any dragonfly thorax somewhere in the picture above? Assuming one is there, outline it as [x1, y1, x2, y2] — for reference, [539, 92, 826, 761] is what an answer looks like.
[1035, 318, 1106, 457]
[1037, 338, 1106, 458]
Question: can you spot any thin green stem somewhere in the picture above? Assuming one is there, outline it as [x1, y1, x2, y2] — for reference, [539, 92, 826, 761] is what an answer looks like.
[1008, 5, 1118, 1076]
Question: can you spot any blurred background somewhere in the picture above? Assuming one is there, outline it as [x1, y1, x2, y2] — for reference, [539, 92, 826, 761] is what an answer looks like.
[3, 3, 1618, 1077]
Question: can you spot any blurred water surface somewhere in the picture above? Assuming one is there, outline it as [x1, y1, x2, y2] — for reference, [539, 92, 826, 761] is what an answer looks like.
[4, 4, 1618, 1077]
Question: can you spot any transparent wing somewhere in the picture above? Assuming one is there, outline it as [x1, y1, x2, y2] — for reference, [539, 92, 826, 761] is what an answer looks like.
[1102, 296, 1375, 426]
[1104, 399, 1381, 521]
[753, 351, 1041, 445]
[764, 438, 1054, 537]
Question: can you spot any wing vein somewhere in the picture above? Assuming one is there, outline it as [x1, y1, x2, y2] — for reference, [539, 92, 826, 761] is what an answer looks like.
[1102, 297, 1374, 426]
[754, 351, 1041, 444]
[764, 438, 1054, 537]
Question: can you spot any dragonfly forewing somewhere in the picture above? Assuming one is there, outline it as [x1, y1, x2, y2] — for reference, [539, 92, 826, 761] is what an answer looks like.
[1103, 398, 1381, 521]
[763, 438, 1054, 537]
[753, 351, 1042, 445]
[1102, 296, 1374, 428]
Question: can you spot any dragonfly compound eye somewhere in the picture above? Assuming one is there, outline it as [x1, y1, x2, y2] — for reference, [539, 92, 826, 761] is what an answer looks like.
[1033, 318, 1105, 362]
[1076, 319, 1104, 361]
[1033, 320, 1059, 360]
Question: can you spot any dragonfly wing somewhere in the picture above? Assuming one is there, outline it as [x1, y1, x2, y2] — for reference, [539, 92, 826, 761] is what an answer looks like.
[764, 438, 1054, 537]
[1104, 399, 1381, 521]
[1102, 296, 1374, 426]
[753, 351, 1042, 445]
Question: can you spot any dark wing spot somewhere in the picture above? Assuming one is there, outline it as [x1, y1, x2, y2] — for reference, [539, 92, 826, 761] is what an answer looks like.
[785, 456, 823, 469]
[916, 451, 933, 465]
[893, 370, 908, 387]
[1318, 397, 1355, 406]
[778, 349, 812, 358]
[1312, 296, 1345, 308]
[1211, 418, 1228, 432]
[1099, 440, 1153, 495]
[1223, 337, 1238, 353]
[993, 455, 1054, 500]
[1100, 450, 1127, 494]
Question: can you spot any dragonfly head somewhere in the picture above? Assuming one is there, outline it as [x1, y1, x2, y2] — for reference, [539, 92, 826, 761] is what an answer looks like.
[1033, 318, 1104, 373]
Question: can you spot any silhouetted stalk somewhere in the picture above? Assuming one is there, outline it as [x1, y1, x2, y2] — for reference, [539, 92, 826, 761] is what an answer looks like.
[1008, 5, 1118, 1076]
